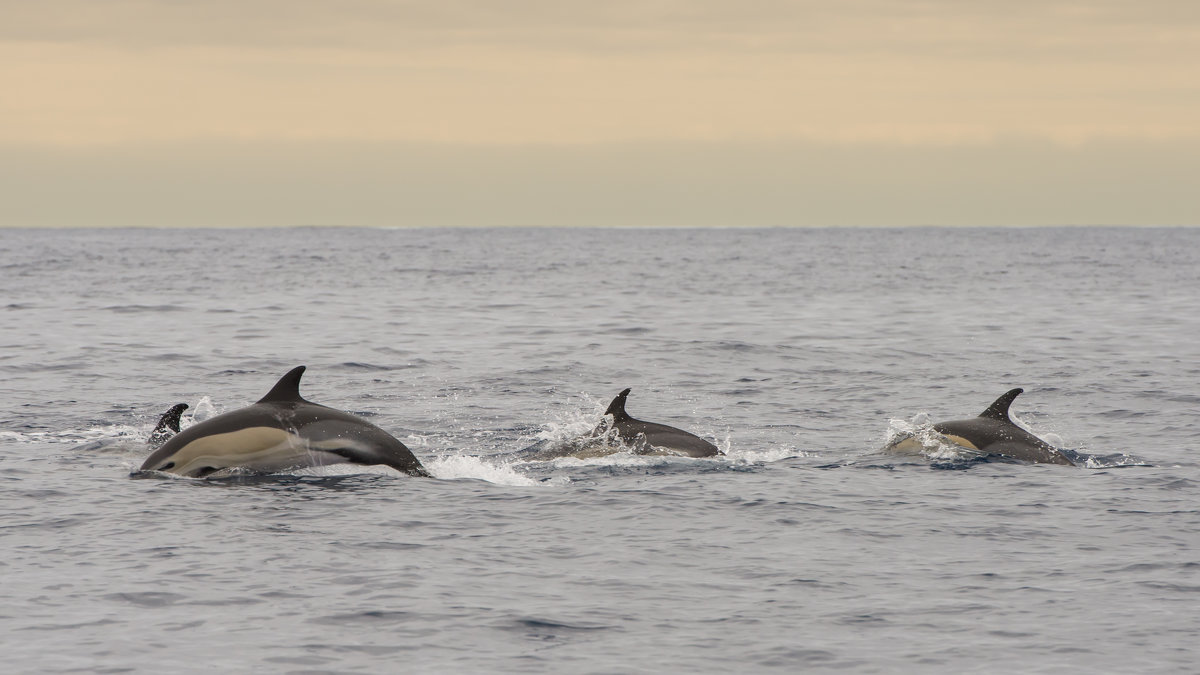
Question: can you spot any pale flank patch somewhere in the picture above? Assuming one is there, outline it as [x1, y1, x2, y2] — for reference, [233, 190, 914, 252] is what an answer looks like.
[940, 435, 980, 451]
[167, 426, 301, 475]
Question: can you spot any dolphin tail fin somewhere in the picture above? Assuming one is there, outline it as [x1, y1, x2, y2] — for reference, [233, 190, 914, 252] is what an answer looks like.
[979, 388, 1024, 422]
[257, 366, 308, 403]
[605, 388, 633, 422]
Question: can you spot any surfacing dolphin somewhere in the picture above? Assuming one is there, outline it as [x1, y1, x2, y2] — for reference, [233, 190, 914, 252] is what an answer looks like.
[886, 388, 1075, 466]
[139, 366, 429, 478]
[147, 403, 188, 450]
[593, 388, 721, 458]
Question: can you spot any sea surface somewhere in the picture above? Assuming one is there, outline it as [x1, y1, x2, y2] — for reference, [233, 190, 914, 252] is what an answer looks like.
[2, 226, 1199, 673]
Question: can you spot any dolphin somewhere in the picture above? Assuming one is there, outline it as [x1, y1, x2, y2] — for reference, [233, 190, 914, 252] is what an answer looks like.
[886, 388, 1075, 466]
[594, 388, 721, 458]
[147, 403, 189, 450]
[139, 366, 429, 478]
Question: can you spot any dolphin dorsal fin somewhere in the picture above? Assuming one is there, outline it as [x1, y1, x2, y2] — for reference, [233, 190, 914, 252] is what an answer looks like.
[979, 388, 1024, 421]
[257, 366, 308, 403]
[605, 388, 633, 422]
[147, 403, 189, 449]
[154, 403, 189, 434]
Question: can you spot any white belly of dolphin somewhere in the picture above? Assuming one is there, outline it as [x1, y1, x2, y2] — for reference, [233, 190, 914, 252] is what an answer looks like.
[163, 426, 352, 476]
[887, 433, 981, 457]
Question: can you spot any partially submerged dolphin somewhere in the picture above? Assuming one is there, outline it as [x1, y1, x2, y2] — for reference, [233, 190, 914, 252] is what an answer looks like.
[139, 366, 429, 478]
[147, 403, 188, 450]
[594, 388, 721, 458]
[886, 388, 1075, 466]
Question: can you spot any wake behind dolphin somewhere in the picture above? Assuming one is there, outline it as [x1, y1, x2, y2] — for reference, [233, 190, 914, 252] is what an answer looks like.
[139, 366, 429, 478]
[885, 388, 1075, 466]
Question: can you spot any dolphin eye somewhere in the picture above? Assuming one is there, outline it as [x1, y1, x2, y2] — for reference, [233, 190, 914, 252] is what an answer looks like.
[159, 462, 176, 470]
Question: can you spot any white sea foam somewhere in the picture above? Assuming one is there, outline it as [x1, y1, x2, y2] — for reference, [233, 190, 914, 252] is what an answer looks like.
[187, 396, 217, 424]
[424, 454, 539, 486]
[4, 425, 144, 448]
[884, 415, 984, 461]
[531, 397, 606, 444]
[721, 445, 810, 464]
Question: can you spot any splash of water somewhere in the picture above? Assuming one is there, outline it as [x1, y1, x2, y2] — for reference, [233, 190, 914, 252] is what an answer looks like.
[423, 454, 539, 486]
[884, 415, 984, 461]
[188, 396, 217, 424]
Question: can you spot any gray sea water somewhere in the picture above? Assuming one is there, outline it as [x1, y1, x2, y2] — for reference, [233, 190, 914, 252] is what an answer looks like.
[2, 226, 1199, 673]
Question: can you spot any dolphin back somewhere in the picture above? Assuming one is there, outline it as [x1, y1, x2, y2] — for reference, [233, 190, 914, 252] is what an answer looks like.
[615, 419, 721, 457]
[288, 403, 430, 476]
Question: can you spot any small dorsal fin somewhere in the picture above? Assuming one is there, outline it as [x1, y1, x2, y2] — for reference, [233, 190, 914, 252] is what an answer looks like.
[979, 388, 1024, 421]
[147, 403, 189, 449]
[605, 388, 633, 422]
[154, 403, 189, 434]
[257, 366, 308, 403]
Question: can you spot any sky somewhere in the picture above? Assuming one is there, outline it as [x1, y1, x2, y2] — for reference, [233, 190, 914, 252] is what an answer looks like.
[2, 0, 1198, 227]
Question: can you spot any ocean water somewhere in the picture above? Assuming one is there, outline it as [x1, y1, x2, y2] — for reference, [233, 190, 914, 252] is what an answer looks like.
[2, 226, 1199, 673]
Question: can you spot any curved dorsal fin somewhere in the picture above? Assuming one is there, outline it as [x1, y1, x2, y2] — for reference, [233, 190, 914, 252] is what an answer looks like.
[979, 388, 1023, 421]
[605, 388, 633, 422]
[147, 403, 189, 449]
[257, 366, 308, 403]
[154, 403, 189, 434]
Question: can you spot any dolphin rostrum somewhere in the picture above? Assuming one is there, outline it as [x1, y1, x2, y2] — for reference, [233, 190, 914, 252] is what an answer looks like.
[594, 388, 721, 458]
[139, 366, 429, 478]
[886, 388, 1075, 466]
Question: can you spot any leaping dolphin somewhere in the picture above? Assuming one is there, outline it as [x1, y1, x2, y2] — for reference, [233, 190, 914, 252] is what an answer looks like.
[885, 388, 1075, 466]
[139, 366, 429, 478]
[147, 403, 188, 450]
[594, 388, 721, 458]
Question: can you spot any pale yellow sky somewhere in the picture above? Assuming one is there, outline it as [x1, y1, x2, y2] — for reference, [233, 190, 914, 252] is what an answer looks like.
[2, 1, 1198, 225]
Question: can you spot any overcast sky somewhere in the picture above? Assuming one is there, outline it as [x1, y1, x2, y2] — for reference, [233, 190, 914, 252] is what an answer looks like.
[3, 1, 1198, 226]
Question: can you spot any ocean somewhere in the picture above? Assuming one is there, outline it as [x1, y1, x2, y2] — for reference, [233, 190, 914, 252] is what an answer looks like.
[2, 226, 1198, 673]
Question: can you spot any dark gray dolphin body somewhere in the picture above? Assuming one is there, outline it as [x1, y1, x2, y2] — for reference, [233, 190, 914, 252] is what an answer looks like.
[147, 403, 188, 450]
[139, 366, 429, 478]
[594, 388, 721, 458]
[886, 388, 1075, 466]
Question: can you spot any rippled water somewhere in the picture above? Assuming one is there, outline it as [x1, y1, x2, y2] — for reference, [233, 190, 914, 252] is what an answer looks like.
[2, 226, 1199, 673]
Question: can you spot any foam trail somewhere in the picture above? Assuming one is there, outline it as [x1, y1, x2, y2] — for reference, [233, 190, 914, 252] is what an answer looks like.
[424, 455, 539, 486]
[722, 445, 810, 464]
